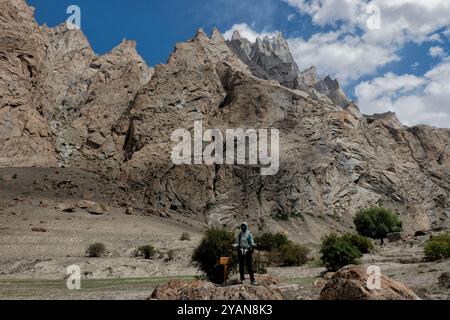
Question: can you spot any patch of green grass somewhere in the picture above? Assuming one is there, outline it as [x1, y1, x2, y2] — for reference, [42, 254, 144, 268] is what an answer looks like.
[0, 275, 197, 291]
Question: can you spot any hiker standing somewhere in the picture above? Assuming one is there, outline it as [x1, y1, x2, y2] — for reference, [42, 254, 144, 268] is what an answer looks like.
[234, 222, 258, 286]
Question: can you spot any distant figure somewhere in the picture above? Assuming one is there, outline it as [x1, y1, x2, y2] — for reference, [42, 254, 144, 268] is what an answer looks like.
[234, 222, 258, 286]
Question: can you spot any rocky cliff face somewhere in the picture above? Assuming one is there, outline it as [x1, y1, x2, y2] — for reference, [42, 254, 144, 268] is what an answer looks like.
[1, 0, 449, 242]
[0, 0, 153, 172]
[0, 0, 57, 167]
[226, 31, 350, 107]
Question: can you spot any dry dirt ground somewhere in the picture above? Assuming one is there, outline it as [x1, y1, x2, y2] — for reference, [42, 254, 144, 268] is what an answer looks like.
[0, 168, 448, 300]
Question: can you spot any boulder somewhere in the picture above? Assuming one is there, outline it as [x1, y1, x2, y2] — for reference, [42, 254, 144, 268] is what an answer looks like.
[387, 232, 402, 242]
[39, 200, 50, 208]
[150, 275, 284, 300]
[320, 265, 420, 300]
[313, 272, 335, 290]
[438, 272, 450, 288]
[56, 202, 76, 212]
[1, 174, 15, 182]
[77, 200, 105, 215]
[31, 227, 47, 233]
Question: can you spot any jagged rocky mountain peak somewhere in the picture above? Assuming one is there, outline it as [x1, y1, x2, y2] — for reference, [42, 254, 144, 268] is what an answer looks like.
[211, 27, 221, 37]
[225, 30, 351, 106]
[195, 28, 208, 38]
[297, 66, 317, 87]
[231, 30, 242, 41]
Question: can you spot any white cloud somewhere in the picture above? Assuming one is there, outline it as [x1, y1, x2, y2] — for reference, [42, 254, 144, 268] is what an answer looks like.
[443, 27, 450, 40]
[283, 0, 364, 27]
[222, 23, 277, 42]
[284, 0, 450, 47]
[224, 1, 450, 83]
[355, 63, 450, 127]
[355, 73, 425, 100]
[287, 31, 399, 83]
[428, 33, 443, 43]
[287, 13, 296, 21]
[280, 0, 450, 82]
[428, 46, 446, 59]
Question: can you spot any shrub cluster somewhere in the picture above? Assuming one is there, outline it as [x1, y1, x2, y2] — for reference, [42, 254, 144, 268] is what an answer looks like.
[279, 242, 310, 266]
[424, 233, 450, 261]
[87, 243, 106, 257]
[342, 233, 374, 254]
[255, 232, 309, 267]
[136, 245, 156, 259]
[180, 232, 191, 241]
[254, 232, 289, 251]
[191, 228, 237, 282]
[320, 233, 373, 271]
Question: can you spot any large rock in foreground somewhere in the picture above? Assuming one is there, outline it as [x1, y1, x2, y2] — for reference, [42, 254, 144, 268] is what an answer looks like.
[150, 276, 283, 300]
[320, 266, 420, 300]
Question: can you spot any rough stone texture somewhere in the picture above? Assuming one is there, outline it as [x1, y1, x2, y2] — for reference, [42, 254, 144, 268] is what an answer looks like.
[227, 31, 300, 89]
[1, 1, 449, 243]
[77, 200, 105, 215]
[42, 26, 153, 172]
[0, 0, 58, 167]
[387, 232, 402, 243]
[315, 76, 351, 107]
[0, 0, 153, 171]
[438, 272, 450, 288]
[150, 275, 284, 300]
[320, 265, 420, 300]
[118, 28, 450, 240]
[227, 32, 350, 107]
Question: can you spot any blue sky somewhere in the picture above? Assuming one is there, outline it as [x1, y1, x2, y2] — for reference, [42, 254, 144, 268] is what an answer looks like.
[27, 0, 450, 128]
[27, 0, 306, 66]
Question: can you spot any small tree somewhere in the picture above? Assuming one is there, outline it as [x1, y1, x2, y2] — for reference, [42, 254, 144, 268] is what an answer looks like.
[342, 234, 374, 254]
[424, 233, 450, 261]
[354, 207, 402, 244]
[136, 245, 156, 259]
[320, 234, 362, 271]
[279, 242, 310, 266]
[87, 243, 106, 257]
[192, 228, 236, 282]
[180, 232, 191, 241]
[254, 232, 289, 251]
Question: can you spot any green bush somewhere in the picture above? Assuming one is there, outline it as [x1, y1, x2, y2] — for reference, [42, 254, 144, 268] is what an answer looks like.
[254, 232, 310, 267]
[87, 243, 106, 257]
[250, 253, 268, 274]
[180, 232, 191, 241]
[320, 234, 362, 271]
[279, 242, 310, 266]
[310, 256, 325, 267]
[192, 228, 237, 282]
[424, 233, 450, 261]
[342, 234, 374, 254]
[354, 207, 402, 243]
[254, 232, 289, 251]
[136, 245, 155, 259]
